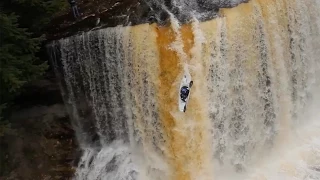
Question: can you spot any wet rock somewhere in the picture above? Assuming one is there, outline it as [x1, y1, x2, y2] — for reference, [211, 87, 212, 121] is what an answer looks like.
[0, 79, 78, 180]
[217, 0, 249, 8]
[46, 0, 249, 41]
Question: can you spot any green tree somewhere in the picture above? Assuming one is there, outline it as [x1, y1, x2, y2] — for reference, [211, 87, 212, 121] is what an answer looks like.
[0, 12, 47, 104]
[0, 0, 69, 176]
[0, 0, 68, 135]
[1, 0, 68, 35]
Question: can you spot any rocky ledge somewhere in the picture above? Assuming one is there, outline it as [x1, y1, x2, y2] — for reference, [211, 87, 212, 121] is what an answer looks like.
[45, 0, 248, 41]
[0, 78, 78, 180]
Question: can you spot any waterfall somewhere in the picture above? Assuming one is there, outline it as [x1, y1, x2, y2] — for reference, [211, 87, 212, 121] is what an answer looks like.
[48, 0, 320, 179]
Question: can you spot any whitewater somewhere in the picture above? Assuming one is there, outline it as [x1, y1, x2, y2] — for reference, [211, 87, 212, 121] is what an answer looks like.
[48, 0, 320, 179]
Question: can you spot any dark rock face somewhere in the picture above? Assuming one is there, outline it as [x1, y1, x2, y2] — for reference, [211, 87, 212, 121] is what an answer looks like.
[46, 0, 248, 41]
[197, 0, 220, 12]
[217, 0, 249, 8]
[13, 80, 63, 108]
[0, 80, 78, 180]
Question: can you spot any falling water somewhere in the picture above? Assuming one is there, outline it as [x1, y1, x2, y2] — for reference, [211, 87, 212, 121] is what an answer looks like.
[48, 0, 320, 179]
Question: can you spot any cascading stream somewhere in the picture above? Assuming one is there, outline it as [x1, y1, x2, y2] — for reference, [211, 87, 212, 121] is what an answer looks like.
[47, 0, 320, 179]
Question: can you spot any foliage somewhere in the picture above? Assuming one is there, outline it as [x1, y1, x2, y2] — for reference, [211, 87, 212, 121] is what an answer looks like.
[0, 12, 47, 104]
[0, 0, 67, 134]
[0, 0, 68, 177]
[1, 0, 69, 35]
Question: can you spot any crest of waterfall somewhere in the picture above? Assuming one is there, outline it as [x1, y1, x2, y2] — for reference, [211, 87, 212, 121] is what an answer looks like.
[47, 0, 320, 179]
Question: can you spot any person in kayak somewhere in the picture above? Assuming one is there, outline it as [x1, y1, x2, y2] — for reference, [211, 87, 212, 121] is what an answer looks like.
[180, 86, 190, 102]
